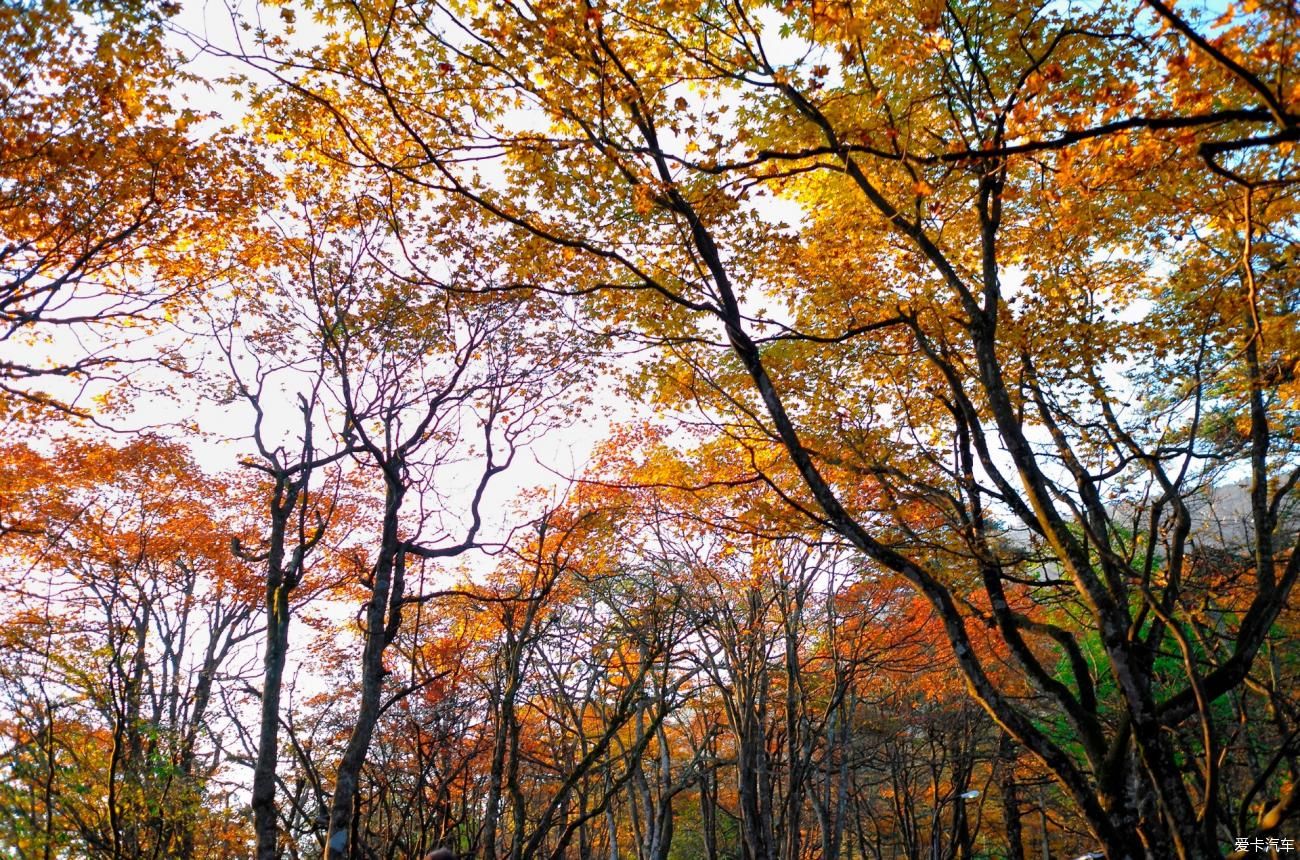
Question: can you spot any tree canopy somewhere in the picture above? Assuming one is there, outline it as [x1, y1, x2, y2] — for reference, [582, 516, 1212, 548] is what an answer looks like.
[1, 0, 1298, 858]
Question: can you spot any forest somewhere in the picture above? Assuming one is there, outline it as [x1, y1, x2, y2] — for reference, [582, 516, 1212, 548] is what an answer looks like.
[1, 0, 1298, 858]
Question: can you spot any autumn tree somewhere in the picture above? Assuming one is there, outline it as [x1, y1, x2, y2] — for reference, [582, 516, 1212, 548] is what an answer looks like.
[7, 1, 1300, 859]
[0, 438, 261, 859]
[237, 0, 1300, 856]
[0, 0, 261, 418]
[305, 226, 591, 860]
[193, 153, 598, 854]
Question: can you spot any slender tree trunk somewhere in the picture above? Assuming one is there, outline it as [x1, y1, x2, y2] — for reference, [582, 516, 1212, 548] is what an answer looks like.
[42, 699, 56, 860]
[252, 475, 305, 860]
[253, 588, 292, 860]
[482, 670, 509, 860]
[700, 751, 718, 860]
[606, 792, 620, 860]
[997, 734, 1025, 860]
[324, 483, 405, 859]
[483, 603, 529, 860]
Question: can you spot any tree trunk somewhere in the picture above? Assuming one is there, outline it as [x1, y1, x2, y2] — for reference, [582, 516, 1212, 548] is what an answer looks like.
[997, 734, 1025, 860]
[252, 474, 307, 860]
[324, 482, 406, 859]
